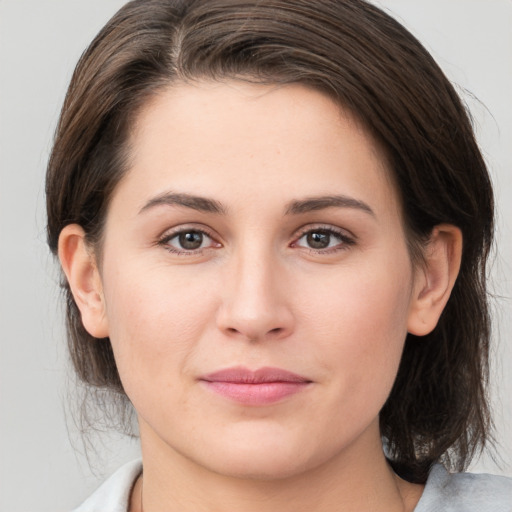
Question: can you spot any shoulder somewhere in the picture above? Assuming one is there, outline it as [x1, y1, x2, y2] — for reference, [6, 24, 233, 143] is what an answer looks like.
[71, 459, 142, 512]
[415, 464, 512, 512]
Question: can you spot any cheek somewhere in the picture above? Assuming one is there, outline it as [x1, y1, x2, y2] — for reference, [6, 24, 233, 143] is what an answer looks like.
[305, 255, 413, 408]
[101, 261, 219, 383]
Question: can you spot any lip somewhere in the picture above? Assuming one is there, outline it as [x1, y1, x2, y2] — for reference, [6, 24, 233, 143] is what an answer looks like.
[200, 366, 312, 406]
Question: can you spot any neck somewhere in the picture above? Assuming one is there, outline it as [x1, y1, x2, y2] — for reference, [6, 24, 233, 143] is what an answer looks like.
[134, 420, 424, 512]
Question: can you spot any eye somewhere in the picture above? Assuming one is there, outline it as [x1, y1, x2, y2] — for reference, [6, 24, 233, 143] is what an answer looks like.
[293, 227, 354, 252]
[159, 228, 220, 254]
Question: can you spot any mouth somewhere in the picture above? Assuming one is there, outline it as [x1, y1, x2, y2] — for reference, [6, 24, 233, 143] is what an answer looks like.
[200, 366, 312, 406]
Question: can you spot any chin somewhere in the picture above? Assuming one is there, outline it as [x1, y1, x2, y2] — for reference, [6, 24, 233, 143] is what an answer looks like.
[191, 429, 323, 481]
[207, 451, 312, 481]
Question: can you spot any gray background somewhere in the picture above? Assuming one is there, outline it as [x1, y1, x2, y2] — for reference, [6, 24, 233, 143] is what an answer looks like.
[1, 1, 511, 511]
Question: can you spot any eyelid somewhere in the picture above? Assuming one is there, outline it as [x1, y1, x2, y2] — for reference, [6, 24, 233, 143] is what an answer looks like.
[155, 222, 355, 256]
[157, 224, 222, 254]
[293, 223, 356, 241]
[291, 224, 356, 252]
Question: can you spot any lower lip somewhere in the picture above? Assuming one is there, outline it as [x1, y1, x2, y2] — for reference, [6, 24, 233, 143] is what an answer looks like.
[201, 381, 309, 406]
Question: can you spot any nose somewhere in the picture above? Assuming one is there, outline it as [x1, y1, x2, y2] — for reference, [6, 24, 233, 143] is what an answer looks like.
[216, 249, 295, 342]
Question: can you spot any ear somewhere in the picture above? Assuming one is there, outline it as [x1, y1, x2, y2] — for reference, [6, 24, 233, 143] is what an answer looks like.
[407, 224, 462, 336]
[58, 224, 109, 339]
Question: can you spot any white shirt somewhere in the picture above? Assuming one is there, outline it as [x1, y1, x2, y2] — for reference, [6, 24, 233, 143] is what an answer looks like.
[72, 459, 512, 512]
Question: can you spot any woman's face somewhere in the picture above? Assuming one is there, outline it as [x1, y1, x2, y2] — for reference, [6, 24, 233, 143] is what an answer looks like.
[97, 81, 421, 478]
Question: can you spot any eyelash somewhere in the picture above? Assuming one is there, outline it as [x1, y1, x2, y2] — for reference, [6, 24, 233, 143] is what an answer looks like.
[291, 225, 356, 254]
[157, 226, 219, 255]
[157, 225, 355, 256]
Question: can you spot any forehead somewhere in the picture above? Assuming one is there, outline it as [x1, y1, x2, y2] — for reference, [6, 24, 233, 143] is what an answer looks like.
[117, 80, 400, 219]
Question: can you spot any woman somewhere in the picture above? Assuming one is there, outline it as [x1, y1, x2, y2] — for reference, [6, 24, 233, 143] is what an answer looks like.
[46, 0, 511, 510]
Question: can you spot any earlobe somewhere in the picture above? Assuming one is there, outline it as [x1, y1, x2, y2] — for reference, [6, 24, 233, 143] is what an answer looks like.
[407, 224, 463, 336]
[58, 224, 109, 339]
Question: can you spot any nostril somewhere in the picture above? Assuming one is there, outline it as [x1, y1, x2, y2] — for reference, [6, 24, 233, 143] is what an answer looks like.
[223, 325, 286, 341]
[216, 301, 294, 341]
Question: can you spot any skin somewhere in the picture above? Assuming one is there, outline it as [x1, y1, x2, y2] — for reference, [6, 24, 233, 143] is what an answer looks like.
[59, 81, 462, 512]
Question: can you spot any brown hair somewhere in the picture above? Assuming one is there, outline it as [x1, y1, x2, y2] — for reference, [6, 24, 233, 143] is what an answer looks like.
[46, 0, 494, 483]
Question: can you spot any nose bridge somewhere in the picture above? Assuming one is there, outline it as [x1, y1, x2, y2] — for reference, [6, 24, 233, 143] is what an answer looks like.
[236, 243, 276, 309]
[217, 237, 293, 341]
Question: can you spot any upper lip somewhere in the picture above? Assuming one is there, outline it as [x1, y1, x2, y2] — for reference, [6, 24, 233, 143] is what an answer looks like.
[201, 366, 311, 384]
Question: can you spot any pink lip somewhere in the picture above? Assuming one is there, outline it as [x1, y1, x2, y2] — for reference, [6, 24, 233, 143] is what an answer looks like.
[200, 366, 311, 406]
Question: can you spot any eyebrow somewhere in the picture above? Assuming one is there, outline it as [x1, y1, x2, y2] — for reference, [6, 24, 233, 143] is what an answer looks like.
[285, 195, 375, 216]
[139, 192, 226, 215]
[139, 191, 374, 217]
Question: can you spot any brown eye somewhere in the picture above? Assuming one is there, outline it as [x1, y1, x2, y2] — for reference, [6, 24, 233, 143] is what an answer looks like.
[294, 227, 354, 253]
[162, 229, 216, 253]
[306, 231, 331, 249]
[178, 231, 204, 250]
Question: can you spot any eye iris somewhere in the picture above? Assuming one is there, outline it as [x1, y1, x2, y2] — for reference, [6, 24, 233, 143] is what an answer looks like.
[307, 231, 330, 249]
[179, 231, 203, 250]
